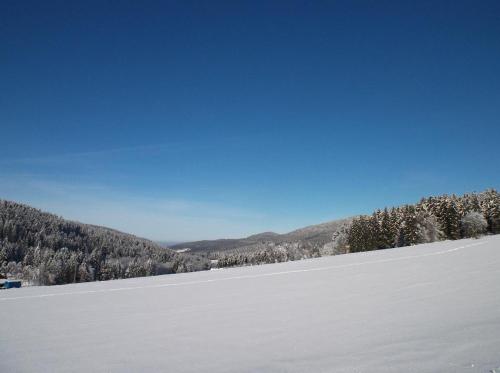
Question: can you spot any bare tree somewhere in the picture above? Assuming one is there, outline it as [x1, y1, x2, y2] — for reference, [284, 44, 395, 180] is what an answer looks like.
[461, 212, 487, 238]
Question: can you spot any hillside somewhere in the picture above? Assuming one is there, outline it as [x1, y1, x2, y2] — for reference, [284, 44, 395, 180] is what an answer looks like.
[170, 218, 351, 254]
[2, 236, 499, 372]
[0, 200, 210, 285]
[171, 190, 500, 271]
[280, 219, 350, 243]
[2, 189, 499, 285]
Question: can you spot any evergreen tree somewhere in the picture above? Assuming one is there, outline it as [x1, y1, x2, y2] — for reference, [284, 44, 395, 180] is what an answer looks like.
[435, 197, 461, 239]
[379, 208, 397, 249]
[480, 189, 500, 234]
[396, 205, 420, 246]
[368, 213, 382, 249]
[347, 216, 372, 252]
[459, 193, 481, 216]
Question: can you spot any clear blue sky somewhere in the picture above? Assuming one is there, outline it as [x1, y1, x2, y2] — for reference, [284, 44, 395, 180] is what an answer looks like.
[1, 0, 499, 241]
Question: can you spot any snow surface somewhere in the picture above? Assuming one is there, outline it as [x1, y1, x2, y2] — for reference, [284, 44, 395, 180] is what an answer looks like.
[1, 236, 500, 372]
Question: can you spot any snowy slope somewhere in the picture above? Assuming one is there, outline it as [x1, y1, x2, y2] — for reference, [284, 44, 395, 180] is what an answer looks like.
[1, 236, 500, 372]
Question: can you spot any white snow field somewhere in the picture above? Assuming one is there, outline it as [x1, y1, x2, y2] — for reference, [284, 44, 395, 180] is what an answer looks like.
[1, 236, 500, 373]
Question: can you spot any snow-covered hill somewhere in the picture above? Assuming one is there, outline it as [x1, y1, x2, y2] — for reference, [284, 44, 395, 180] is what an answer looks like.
[1, 236, 499, 372]
[170, 218, 351, 254]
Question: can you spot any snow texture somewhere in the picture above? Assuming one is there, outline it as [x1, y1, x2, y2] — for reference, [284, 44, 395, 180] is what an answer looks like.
[1, 236, 500, 372]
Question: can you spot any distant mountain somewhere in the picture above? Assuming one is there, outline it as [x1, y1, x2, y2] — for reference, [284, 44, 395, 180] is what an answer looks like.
[156, 241, 182, 248]
[245, 231, 281, 240]
[170, 218, 351, 254]
[280, 219, 350, 243]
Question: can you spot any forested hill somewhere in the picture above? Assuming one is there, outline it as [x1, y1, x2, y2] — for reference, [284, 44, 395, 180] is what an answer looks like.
[0, 200, 210, 285]
[205, 189, 500, 269]
[2, 189, 499, 286]
[170, 219, 350, 254]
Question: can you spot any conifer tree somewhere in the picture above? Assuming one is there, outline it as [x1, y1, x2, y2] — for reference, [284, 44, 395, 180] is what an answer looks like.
[435, 197, 461, 239]
[347, 216, 372, 252]
[368, 213, 382, 249]
[396, 205, 420, 246]
[480, 189, 500, 234]
[379, 208, 397, 249]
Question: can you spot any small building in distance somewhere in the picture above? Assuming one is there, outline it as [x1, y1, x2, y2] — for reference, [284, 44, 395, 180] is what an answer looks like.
[0, 280, 22, 289]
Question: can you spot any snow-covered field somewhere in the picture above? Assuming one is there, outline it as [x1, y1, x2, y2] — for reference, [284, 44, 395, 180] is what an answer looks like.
[1, 236, 500, 373]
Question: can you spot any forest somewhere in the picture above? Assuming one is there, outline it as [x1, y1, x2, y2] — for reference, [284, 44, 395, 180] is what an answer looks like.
[1, 189, 499, 285]
[214, 189, 500, 268]
[0, 200, 210, 285]
[345, 189, 500, 252]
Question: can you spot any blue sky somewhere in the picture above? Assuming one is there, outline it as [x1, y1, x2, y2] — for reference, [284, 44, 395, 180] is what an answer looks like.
[1, 0, 499, 241]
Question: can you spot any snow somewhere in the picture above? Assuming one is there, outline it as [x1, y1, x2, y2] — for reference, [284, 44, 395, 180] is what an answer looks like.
[1, 236, 500, 372]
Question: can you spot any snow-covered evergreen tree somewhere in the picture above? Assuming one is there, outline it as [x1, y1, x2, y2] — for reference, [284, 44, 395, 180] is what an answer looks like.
[434, 197, 461, 239]
[480, 189, 500, 234]
[379, 208, 398, 249]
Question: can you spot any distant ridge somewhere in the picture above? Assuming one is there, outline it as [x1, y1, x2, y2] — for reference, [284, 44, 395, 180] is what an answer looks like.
[170, 218, 351, 254]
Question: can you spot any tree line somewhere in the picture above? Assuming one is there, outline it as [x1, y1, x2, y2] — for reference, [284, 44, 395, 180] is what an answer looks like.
[346, 189, 499, 253]
[215, 189, 499, 268]
[214, 241, 323, 268]
[0, 200, 210, 285]
[2, 189, 498, 283]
